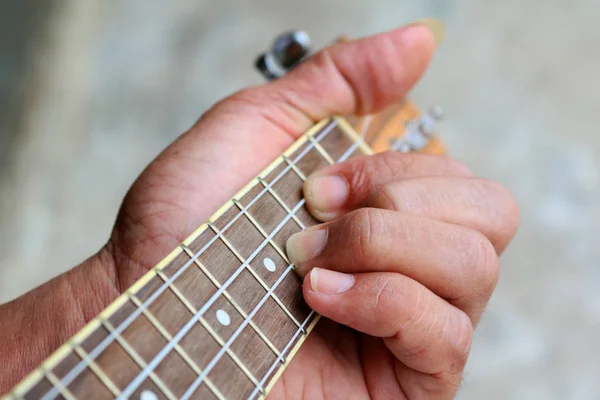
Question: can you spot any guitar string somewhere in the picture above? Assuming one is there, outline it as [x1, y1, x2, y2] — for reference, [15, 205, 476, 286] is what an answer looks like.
[247, 117, 371, 400]
[41, 115, 371, 399]
[188, 118, 370, 400]
[117, 199, 305, 399]
[121, 127, 368, 399]
[183, 127, 367, 399]
[39, 119, 338, 400]
[178, 264, 297, 400]
[248, 310, 315, 400]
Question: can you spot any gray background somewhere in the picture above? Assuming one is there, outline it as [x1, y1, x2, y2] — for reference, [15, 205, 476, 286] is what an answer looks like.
[1, 1, 599, 399]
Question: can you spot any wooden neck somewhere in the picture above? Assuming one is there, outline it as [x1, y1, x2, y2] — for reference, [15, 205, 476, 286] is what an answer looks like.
[345, 99, 446, 155]
[9, 117, 380, 400]
[9, 96, 445, 399]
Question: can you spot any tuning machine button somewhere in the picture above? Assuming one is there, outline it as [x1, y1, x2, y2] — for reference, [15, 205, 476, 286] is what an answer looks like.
[391, 106, 444, 152]
[255, 31, 311, 80]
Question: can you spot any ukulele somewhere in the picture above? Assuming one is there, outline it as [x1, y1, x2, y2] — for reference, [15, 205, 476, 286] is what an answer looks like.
[6, 30, 445, 400]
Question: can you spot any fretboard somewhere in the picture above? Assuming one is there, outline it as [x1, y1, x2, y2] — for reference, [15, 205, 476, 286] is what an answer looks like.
[10, 117, 371, 400]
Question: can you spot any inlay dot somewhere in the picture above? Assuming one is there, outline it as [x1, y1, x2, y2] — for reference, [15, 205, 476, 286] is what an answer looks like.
[216, 309, 231, 326]
[140, 390, 158, 400]
[263, 257, 276, 272]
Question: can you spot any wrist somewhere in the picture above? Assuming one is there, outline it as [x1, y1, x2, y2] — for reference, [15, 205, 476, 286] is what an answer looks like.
[0, 243, 119, 394]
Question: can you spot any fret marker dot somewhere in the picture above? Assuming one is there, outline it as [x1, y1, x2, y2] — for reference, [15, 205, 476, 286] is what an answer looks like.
[140, 390, 158, 400]
[263, 257, 276, 272]
[216, 309, 231, 326]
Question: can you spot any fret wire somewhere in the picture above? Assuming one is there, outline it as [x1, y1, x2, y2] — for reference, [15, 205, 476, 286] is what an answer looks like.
[255, 179, 306, 231]
[118, 264, 293, 399]
[180, 245, 283, 359]
[306, 135, 335, 165]
[153, 270, 260, 390]
[115, 197, 304, 400]
[71, 344, 121, 397]
[281, 155, 307, 181]
[126, 293, 227, 400]
[47, 120, 356, 400]
[197, 315, 262, 389]
[180, 263, 296, 400]
[249, 310, 315, 400]
[43, 120, 338, 400]
[181, 137, 364, 400]
[153, 269, 267, 391]
[207, 222, 265, 267]
[100, 319, 178, 400]
[232, 198, 296, 262]
[208, 223, 303, 329]
[129, 271, 263, 397]
[113, 134, 363, 400]
[43, 370, 76, 400]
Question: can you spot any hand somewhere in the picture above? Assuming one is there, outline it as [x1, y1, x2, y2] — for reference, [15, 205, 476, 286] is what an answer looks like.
[277, 152, 518, 399]
[0, 21, 518, 399]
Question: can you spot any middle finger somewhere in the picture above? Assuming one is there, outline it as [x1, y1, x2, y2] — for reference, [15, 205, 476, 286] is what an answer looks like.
[287, 208, 499, 323]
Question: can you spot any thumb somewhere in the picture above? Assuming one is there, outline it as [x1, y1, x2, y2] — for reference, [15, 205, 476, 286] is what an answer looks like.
[111, 20, 441, 287]
[0, 22, 442, 392]
[159, 20, 440, 214]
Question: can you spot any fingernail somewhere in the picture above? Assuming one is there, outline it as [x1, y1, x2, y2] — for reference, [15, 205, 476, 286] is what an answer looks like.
[310, 268, 355, 295]
[408, 17, 445, 47]
[305, 175, 349, 220]
[286, 229, 327, 273]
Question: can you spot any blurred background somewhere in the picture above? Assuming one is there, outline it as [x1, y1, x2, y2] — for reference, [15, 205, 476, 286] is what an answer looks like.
[1, 0, 599, 399]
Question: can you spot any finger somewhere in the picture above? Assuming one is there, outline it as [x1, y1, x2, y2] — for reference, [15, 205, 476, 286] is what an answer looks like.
[139, 22, 439, 223]
[366, 176, 519, 253]
[302, 151, 474, 221]
[114, 22, 440, 278]
[287, 208, 499, 323]
[303, 269, 472, 396]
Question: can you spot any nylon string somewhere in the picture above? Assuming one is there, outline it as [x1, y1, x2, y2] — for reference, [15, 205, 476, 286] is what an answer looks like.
[40, 119, 338, 400]
[120, 123, 366, 399]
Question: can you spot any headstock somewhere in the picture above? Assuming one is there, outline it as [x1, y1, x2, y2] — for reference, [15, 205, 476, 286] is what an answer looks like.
[255, 31, 446, 155]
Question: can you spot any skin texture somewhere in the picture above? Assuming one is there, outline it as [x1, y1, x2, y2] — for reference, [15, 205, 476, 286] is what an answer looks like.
[0, 24, 518, 399]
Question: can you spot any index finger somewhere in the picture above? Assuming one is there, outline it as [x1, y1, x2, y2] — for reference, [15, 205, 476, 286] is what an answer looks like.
[302, 151, 474, 221]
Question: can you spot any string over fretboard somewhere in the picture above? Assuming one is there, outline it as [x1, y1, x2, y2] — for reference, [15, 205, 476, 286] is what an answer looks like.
[12, 117, 371, 400]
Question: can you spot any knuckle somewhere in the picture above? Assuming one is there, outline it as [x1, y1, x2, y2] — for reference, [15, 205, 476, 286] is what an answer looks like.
[306, 48, 364, 109]
[404, 284, 434, 334]
[344, 155, 381, 194]
[371, 276, 396, 324]
[210, 87, 276, 121]
[308, 48, 336, 72]
[218, 87, 264, 110]
[368, 183, 400, 210]
[479, 179, 520, 238]
[464, 229, 500, 297]
[446, 310, 474, 373]
[214, 87, 303, 138]
[377, 151, 421, 178]
[372, 151, 475, 179]
[371, 180, 426, 213]
[344, 208, 386, 260]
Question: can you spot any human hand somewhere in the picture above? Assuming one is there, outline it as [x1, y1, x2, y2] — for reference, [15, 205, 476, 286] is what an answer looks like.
[0, 20, 518, 400]
[273, 151, 518, 399]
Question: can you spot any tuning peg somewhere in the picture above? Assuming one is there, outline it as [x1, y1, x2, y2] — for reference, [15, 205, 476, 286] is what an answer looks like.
[390, 105, 444, 152]
[419, 105, 444, 137]
[255, 31, 311, 80]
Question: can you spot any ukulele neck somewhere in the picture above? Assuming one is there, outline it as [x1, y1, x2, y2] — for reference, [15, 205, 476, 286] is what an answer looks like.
[10, 117, 383, 400]
[8, 28, 445, 398]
